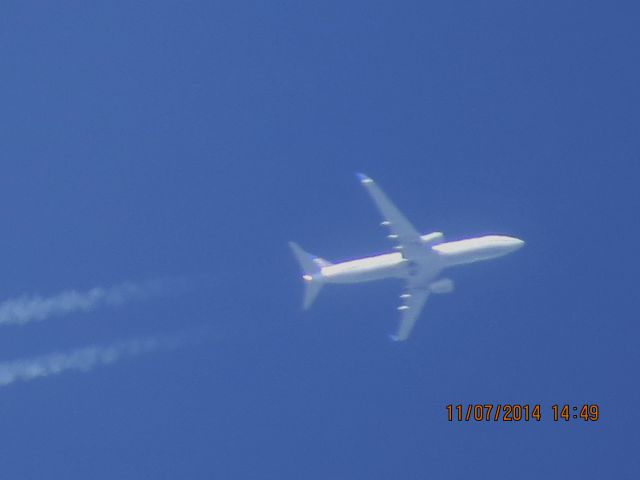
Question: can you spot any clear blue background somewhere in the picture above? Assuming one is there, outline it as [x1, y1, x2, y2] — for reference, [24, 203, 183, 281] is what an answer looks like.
[0, 1, 638, 478]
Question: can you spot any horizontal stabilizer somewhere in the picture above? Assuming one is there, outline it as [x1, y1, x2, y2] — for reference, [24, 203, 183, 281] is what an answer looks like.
[289, 241, 327, 310]
[288, 242, 331, 274]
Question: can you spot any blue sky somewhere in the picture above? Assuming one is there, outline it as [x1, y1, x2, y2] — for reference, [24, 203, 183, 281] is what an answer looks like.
[0, 1, 638, 478]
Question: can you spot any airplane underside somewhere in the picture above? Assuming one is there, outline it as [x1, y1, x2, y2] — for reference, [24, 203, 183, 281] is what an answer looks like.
[290, 174, 524, 341]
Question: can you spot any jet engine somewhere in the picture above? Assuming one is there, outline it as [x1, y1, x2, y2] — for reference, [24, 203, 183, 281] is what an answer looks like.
[421, 231, 444, 246]
[429, 278, 454, 294]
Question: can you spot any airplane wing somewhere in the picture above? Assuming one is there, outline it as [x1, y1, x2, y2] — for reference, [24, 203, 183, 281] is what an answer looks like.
[356, 173, 425, 260]
[391, 288, 430, 341]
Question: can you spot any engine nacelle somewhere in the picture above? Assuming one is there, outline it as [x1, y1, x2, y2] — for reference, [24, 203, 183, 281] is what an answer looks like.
[429, 278, 454, 294]
[421, 231, 445, 246]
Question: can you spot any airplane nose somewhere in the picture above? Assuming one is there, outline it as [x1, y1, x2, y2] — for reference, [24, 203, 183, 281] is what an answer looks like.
[508, 237, 525, 250]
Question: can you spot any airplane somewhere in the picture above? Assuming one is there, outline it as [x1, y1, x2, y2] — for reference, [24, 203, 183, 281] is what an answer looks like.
[289, 173, 524, 341]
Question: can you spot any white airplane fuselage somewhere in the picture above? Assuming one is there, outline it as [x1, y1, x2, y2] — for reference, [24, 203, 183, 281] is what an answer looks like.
[290, 172, 524, 341]
[316, 235, 524, 285]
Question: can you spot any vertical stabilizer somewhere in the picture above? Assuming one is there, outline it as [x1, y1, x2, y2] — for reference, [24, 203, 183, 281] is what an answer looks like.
[288, 242, 328, 310]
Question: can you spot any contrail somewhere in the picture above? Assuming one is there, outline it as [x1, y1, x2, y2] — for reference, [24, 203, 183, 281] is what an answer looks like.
[0, 332, 194, 388]
[0, 278, 190, 326]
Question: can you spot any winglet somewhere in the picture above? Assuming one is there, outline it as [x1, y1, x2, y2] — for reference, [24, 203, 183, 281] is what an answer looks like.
[389, 333, 411, 342]
[356, 172, 373, 184]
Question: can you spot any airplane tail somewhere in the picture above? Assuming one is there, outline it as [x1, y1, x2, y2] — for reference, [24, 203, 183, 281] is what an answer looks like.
[288, 241, 331, 310]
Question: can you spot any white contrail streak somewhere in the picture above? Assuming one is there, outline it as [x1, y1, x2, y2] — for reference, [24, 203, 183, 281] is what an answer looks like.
[0, 333, 192, 388]
[0, 278, 188, 326]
